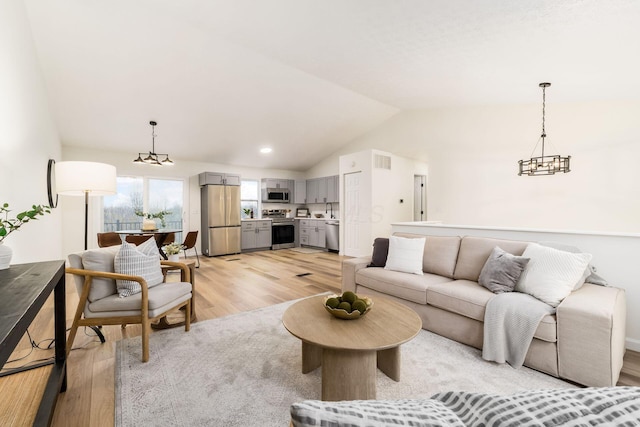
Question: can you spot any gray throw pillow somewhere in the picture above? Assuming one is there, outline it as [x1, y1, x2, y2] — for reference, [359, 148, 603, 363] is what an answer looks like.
[478, 246, 530, 293]
[368, 237, 389, 267]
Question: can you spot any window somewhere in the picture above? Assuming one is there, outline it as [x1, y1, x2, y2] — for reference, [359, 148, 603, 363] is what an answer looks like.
[241, 180, 259, 219]
[103, 176, 143, 231]
[104, 176, 185, 241]
[148, 178, 184, 232]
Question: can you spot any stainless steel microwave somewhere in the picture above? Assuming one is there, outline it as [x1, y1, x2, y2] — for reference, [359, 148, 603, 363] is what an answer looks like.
[262, 188, 290, 203]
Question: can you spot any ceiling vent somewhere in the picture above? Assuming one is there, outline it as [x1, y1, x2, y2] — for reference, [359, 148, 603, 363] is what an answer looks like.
[374, 154, 391, 170]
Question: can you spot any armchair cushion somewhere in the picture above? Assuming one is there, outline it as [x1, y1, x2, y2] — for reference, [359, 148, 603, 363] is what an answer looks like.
[87, 281, 192, 318]
[114, 240, 164, 297]
[70, 245, 121, 302]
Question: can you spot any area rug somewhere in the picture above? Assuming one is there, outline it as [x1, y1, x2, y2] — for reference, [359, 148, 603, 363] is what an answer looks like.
[115, 297, 576, 426]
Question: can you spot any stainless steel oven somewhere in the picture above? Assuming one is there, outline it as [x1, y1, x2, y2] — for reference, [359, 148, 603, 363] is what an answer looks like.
[263, 209, 295, 249]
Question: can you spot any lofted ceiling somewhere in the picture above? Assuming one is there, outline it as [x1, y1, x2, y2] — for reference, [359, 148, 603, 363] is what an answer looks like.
[24, 0, 640, 171]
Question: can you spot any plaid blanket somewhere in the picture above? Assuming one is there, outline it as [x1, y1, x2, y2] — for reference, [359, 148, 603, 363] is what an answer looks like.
[291, 387, 640, 426]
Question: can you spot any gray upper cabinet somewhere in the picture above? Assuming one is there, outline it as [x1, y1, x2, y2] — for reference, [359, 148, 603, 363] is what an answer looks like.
[294, 180, 306, 204]
[262, 178, 292, 190]
[304, 175, 339, 204]
[326, 175, 339, 203]
[199, 172, 241, 186]
[317, 178, 328, 203]
[306, 178, 319, 204]
[224, 174, 241, 186]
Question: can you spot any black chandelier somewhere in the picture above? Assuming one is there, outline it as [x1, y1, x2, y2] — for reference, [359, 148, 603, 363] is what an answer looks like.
[518, 83, 570, 176]
[133, 121, 174, 166]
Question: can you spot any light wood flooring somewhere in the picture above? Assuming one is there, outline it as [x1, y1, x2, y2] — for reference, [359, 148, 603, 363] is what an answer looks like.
[1, 249, 639, 426]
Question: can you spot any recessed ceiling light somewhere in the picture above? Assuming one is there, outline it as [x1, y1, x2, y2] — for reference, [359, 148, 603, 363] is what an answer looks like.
[260, 147, 272, 154]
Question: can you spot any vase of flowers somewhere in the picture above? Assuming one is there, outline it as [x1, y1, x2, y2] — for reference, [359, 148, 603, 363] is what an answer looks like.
[134, 210, 171, 230]
[0, 203, 51, 270]
[163, 242, 185, 262]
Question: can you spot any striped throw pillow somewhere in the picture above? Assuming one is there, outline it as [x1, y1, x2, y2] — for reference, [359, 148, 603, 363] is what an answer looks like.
[114, 239, 164, 297]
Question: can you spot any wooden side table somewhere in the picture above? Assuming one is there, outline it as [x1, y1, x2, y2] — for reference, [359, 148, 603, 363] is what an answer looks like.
[154, 259, 197, 329]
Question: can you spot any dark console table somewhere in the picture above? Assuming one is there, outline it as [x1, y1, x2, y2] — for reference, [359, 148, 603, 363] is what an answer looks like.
[0, 261, 67, 426]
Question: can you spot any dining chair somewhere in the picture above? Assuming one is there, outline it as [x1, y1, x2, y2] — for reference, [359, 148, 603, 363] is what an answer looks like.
[125, 234, 154, 245]
[155, 232, 175, 247]
[97, 232, 122, 248]
[181, 231, 200, 268]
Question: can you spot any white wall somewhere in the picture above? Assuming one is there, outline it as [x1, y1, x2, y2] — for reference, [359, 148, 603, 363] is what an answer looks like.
[370, 152, 413, 239]
[324, 100, 640, 233]
[0, 0, 62, 264]
[339, 149, 427, 256]
[61, 147, 306, 255]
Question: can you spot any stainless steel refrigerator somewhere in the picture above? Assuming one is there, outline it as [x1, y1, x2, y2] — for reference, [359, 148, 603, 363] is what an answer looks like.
[201, 184, 241, 256]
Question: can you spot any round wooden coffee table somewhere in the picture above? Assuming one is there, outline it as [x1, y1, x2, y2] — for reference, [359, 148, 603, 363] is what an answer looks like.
[282, 294, 422, 401]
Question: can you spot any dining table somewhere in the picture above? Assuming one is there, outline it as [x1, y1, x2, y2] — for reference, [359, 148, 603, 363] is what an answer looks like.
[115, 228, 182, 259]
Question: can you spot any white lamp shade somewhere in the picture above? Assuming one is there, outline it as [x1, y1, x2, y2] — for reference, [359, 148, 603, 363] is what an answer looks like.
[55, 161, 117, 196]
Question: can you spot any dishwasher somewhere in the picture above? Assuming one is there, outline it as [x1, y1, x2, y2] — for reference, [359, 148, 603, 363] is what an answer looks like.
[325, 221, 339, 252]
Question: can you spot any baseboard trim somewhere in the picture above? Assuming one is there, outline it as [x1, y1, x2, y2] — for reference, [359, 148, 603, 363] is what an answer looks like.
[626, 337, 640, 352]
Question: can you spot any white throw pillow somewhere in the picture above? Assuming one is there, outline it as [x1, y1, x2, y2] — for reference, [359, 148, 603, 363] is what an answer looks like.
[384, 236, 425, 275]
[515, 243, 592, 307]
[114, 239, 164, 297]
[538, 241, 592, 290]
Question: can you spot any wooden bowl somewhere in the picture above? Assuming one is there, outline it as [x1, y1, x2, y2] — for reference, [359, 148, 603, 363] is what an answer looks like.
[323, 294, 373, 320]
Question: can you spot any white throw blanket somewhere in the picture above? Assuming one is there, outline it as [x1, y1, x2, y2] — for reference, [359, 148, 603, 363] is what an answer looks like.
[482, 292, 555, 368]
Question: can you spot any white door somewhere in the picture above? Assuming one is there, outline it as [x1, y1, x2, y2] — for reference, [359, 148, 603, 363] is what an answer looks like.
[344, 172, 364, 257]
[413, 175, 427, 221]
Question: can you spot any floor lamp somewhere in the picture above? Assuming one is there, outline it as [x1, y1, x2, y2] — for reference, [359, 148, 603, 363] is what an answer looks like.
[55, 161, 116, 343]
[55, 161, 117, 250]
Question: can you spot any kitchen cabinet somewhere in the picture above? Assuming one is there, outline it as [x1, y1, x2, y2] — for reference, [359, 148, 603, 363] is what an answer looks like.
[261, 178, 292, 191]
[306, 179, 318, 204]
[304, 175, 339, 204]
[294, 180, 306, 204]
[299, 219, 326, 248]
[326, 175, 339, 203]
[317, 178, 328, 203]
[199, 172, 241, 186]
[241, 220, 272, 250]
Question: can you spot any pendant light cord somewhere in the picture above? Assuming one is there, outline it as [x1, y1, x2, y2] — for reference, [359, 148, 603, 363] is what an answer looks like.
[540, 84, 546, 159]
[151, 122, 156, 154]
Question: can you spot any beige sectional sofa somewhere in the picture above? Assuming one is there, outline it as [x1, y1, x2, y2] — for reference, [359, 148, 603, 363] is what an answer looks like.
[342, 233, 627, 387]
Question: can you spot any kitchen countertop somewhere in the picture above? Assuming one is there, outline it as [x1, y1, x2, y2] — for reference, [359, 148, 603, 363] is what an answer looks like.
[241, 218, 272, 221]
[295, 217, 339, 222]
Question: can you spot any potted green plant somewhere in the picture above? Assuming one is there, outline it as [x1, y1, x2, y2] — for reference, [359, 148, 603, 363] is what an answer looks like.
[163, 242, 185, 262]
[242, 208, 254, 218]
[0, 203, 51, 270]
[134, 209, 171, 230]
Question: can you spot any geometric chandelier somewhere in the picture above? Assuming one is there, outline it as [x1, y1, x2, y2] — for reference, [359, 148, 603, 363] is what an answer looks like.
[518, 83, 570, 176]
[133, 120, 174, 166]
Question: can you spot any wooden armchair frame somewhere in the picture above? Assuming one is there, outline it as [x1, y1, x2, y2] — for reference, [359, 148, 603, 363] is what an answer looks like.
[65, 261, 192, 362]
